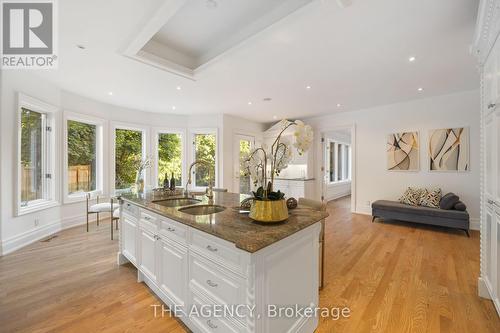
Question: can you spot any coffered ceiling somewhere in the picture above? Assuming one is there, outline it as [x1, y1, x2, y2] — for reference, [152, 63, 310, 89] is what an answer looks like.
[35, 0, 479, 122]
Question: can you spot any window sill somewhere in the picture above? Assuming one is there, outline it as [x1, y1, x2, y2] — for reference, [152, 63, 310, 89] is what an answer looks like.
[63, 190, 103, 204]
[17, 200, 60, 216]
[328, 180, 351, 186]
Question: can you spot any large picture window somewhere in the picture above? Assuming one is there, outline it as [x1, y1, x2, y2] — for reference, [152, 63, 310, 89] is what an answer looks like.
[192, 131, 217, 188]
[115, 128, 144, 190]
[157, 132, 183, 187]
[67, 120, 97, 194]
[328, 140, 351, 183]
[17, 94, 58, 215]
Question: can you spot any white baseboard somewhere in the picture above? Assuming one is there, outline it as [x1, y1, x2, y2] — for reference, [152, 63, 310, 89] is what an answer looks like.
[478, 277, 492, 299]
[1, 214, 101, 256]
[2, 221, 61, 255]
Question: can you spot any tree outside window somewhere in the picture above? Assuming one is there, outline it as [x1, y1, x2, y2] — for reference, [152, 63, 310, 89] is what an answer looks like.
[67, 120, 96, 194]
[20, 108, 43, 203]
[115, 128, 143, 190]
[158, 133, 182, 186]
[194, 134, 216, 187]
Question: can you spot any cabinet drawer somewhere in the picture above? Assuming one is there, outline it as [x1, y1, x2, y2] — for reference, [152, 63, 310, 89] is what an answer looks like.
[189, 253, 245, 307]
[190, 292, 242, 333]
[122, 201, 138, 216]
[191, 230, 243, 272]
[140, 210, 158, 233]
[159, 217, 187, 243]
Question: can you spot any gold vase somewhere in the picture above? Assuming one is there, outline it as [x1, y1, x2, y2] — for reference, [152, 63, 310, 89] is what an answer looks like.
[249, 199, 289, 223]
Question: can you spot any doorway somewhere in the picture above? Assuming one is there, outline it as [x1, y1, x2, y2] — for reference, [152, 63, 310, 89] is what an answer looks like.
[321, 126, 355, 211]
[233, 134, 255, 194]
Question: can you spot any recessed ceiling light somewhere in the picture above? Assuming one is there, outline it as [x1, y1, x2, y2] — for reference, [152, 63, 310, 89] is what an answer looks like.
[108, 92, 113, 96]
[273, 115, 278, 120]
[248, 101, 252, 105]
[206, 0, 218, 9]
[306, 85, 311, 89]
[176, 86, 181, 90]
[336, 103, 342, 107]
[409, 56, 416, 62]
[172, 106, 176, 110]
[417, 87, 424, 92]
[76, 44, 86, 50]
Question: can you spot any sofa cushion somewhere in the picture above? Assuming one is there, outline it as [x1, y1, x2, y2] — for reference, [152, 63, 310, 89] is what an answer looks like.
[420, 188, 442, 208]
[440, 192, 460, 210]
[454, 201, 467, 211]
[399, 187, 423, 206]
[372, 200, 469, 220]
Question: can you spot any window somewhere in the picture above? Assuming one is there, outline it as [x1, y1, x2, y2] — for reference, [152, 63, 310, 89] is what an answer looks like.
[17, 94, 58, 215]
[64, 113, 104, 201]
[156, 131, 183, 187]
[327, 140, 351, 183]
[114, 127, 145, 191]
[192, 131, 217, 188]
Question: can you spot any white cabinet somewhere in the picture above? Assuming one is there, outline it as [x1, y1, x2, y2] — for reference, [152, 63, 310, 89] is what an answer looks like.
[139, 228, 158, 282]
[273, 179, 315, 199]
[158, 237, 188, 307]
[121, 214, 137, 264]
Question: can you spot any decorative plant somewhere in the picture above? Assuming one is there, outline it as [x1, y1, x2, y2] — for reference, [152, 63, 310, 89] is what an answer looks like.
[133, 155, 153, 183]
[241, 119, 313, 201]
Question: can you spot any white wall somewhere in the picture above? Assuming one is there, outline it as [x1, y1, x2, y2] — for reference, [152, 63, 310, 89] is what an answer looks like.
[306, 90, 481, 226]
[0, 71, 262, 254]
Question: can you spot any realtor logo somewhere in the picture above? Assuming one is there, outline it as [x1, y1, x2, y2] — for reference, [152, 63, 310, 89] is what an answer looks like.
[1, 0, 58, 68]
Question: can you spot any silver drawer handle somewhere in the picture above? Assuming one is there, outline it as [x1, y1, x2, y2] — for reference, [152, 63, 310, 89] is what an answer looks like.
[206, 279, 218, 288]
[206, 245, 218, 252]
[144, 216, 151, 221]
[167, 227, 175, 232]
[206, 319, 218, 329]
[488, 103, 496, 109]
[126, 203, 131, 207]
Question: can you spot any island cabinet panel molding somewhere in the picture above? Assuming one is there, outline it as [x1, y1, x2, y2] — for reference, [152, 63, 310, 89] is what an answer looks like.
[117, 191, 327, 333]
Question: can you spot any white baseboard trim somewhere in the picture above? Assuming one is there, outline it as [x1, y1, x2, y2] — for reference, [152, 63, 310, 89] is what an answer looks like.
[1, 214, 102, 256]
[2, 220, 61, 255]
[478, 277, 492, 299]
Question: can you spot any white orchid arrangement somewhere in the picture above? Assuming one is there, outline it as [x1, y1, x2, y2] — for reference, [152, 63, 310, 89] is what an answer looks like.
[133, 155, 153, 179]
[241, 119, 313, 200]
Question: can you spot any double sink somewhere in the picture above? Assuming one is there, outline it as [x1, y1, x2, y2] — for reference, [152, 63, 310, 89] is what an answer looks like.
[152, 197, 226, 216]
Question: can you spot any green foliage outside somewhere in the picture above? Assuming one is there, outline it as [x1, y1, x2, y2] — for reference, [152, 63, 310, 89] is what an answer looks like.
[67, 120, 96, 192]
[20, 108, 42, 201]
[195, 134, 216, 187]
[158, 133, 182, 186]
[115, 128, 142, 189]
[239, 140, 251, 194]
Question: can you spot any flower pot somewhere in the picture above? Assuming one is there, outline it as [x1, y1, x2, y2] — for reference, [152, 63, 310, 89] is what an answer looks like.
[249, 199, 289, 223]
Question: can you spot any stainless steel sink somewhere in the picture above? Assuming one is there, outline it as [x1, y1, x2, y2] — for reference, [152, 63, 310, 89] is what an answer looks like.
[153, 198, 201, 207]
[178, 205, 226, 215]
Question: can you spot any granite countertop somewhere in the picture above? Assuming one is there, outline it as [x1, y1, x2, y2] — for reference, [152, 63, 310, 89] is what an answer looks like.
[120, 191, 328, 253]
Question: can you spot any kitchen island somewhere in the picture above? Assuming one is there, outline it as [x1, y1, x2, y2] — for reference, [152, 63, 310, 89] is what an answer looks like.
[118, 191, 328, 333]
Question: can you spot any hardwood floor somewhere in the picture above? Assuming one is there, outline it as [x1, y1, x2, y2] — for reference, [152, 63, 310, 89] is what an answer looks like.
[0, 196, 498, 332]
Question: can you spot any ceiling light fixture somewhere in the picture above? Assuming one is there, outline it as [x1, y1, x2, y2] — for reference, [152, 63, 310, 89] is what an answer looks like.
[176, 86, 181, 90]
[306, 85, 311, 89]
[172, 106, 176, 110]
[76, 44, 86, 50]
[248, 101, 252, 105]
[273, 115, 278, 120]
[336, 103, 342, 107]
[409, 56, 416, 62]
[417, 87, 424, 92]
[108, 92, 113, 96]
[263, 97, 272, 102]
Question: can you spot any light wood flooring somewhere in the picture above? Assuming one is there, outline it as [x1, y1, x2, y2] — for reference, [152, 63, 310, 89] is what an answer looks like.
[0, 196, 498, 332]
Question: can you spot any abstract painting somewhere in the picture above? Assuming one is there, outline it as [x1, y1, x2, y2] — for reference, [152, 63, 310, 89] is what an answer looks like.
[429, 128, 469, 171]
[387, 132, 419, 171]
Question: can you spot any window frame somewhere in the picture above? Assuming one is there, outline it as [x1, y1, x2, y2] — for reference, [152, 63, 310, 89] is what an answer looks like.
[152, 127, 186, 189]
[111, 122, 149, 195]
[16, 93, 59, 216]
[189, 128, 218, 191]
[62, 111, 106, 203]
[326, 138, 352, 185]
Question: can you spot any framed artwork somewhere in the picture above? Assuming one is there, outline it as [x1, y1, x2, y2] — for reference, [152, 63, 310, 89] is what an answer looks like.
[387, 132, 419, 171]
[428, 127, 469, 171]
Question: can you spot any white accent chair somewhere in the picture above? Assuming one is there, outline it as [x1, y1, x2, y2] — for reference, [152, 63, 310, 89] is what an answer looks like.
[298, 198, 327, 290]
[86, 193, 120, 240]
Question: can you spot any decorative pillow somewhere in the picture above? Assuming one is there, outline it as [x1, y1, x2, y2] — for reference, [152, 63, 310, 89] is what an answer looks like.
[399, 187, 423, 206]
[420, 188, 442, 208]
[440, 192, 459, 210]
[454, 201, 467, 211]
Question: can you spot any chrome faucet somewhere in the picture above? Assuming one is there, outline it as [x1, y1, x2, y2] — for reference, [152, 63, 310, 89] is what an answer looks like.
[185, 160, 214, 204]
